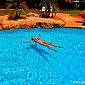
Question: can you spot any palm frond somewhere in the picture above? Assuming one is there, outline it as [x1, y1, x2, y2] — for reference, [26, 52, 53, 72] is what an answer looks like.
[6, 4, 13, 9]
[20, 2, 29, 10]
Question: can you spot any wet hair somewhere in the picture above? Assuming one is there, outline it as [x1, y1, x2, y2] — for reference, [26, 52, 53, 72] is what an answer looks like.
[31, 37, 34, 40]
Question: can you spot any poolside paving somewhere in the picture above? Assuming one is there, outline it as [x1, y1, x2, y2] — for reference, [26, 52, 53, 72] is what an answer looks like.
[55, 13, 84, 27]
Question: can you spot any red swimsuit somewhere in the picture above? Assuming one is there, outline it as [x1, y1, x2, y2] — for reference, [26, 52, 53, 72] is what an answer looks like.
[33, 38, 48, 45]
[33, 38, 40, 42]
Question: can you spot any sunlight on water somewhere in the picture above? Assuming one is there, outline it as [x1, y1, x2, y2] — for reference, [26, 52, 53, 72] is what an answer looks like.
[0, 28, 85, 85]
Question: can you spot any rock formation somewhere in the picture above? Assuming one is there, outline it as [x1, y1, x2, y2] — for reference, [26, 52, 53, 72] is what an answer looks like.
[80, 10, 85, 19]
[0, 12, 65, 30]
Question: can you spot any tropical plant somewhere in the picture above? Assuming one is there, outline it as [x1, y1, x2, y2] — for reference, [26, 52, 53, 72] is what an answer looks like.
[40, 0, 58, 5]
[40, 0, 59, 18]
[6, 0, 29, 20]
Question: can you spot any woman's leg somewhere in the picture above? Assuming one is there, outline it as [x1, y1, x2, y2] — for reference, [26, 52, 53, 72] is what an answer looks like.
[46, 45, 57, 52]
[48, 42, 63, 48]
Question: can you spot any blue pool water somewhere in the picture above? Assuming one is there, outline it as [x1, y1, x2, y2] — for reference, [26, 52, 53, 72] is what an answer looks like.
[0, 28, 85, 85]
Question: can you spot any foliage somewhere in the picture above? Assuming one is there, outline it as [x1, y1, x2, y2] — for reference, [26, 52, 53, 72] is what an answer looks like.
[59, 9, 82, 14]
[8, 10, 21, 20]
[0, 9, 40, 16]
[40, 0, 58, 5]
[6, 0, 29, 20]
[40, 0, 59, 11]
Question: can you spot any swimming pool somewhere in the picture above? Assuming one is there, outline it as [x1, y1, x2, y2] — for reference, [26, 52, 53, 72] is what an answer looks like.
[0, 28, 85, 85]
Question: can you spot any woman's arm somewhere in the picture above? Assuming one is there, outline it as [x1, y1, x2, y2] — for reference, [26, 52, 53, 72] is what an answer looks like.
[21, 40, 33, 42]
[38, 34, 40, 38]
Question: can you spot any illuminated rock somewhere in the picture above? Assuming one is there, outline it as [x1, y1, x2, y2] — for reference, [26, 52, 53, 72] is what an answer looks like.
[80, 10, 85, 19]
[26, 12, 39, 17]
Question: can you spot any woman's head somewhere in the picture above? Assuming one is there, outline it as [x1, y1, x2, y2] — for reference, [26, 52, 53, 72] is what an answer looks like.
[31, 37, 36, 40]
[31, 37, 34, 40]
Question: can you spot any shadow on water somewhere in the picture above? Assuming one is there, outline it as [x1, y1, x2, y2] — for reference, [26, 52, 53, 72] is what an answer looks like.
[27, 43, 52, 60]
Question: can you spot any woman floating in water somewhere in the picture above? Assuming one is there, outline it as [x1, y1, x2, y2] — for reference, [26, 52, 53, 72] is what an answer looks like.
[22, 34, 62, 52]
